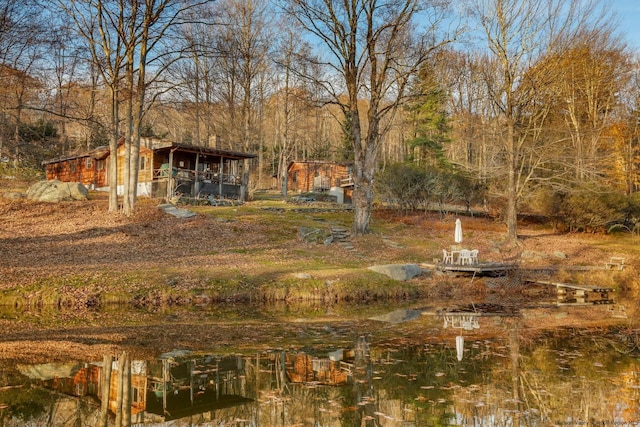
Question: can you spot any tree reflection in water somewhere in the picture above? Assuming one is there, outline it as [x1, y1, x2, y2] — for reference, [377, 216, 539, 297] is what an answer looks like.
[2, 322, 640, 424]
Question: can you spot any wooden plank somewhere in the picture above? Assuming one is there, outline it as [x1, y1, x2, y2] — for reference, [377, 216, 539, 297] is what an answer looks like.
[528, 280, 614, 293]
[521, 265, 606, 272]
[605, 257, 626, 270]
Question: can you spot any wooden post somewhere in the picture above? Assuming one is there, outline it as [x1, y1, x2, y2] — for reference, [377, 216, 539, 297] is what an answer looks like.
[218, 157, 223, 198]
[167, 149, 175, 199]
[194, 154, 200, 197]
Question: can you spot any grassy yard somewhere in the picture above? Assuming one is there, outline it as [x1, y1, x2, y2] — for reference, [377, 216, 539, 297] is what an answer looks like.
[0, 187, 638, 309]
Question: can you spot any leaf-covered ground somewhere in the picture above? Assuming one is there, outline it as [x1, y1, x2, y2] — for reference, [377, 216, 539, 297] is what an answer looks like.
[0, 191, 637, 363]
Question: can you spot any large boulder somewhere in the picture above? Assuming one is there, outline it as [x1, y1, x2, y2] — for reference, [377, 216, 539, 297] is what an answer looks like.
[26, 180, 88, 203]
[367, 264, 423, 281]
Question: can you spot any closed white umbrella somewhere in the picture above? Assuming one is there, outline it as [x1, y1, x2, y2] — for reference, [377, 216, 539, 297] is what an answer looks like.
[454, 218, 463, 244]
[456, 335, 464, 361]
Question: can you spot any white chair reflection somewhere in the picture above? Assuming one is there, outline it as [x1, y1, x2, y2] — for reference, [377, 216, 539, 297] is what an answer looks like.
[443, 314, 480, 330]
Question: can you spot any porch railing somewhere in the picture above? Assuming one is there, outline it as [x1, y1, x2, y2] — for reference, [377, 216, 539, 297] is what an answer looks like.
[153, 167, 239, 184]
[340, 175, 354, 187]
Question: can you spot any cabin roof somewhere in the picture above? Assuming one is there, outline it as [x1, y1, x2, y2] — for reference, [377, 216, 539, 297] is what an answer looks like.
[42, 139, 256, 165]
[149, 141, 257, 160]
[41, 146, 110, 165]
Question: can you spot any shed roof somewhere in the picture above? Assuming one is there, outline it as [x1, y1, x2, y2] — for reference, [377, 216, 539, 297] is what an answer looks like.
[41, 146, 109, 165]
[287, 160, 352, 171]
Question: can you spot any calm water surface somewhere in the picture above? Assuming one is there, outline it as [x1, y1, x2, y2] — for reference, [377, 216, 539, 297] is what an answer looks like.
[0, 299, 639, 426]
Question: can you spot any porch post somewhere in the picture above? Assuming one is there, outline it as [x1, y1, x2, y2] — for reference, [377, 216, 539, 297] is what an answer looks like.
[167, 149, 174, 199]
[218, 156, 223, 198]
[194, 154, 200, 197]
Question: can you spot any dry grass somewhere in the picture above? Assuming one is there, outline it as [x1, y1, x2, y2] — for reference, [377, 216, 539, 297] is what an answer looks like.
[1, 186, 639, 362]
[0, 185, 640, 305]
[0, 191, 635, 298]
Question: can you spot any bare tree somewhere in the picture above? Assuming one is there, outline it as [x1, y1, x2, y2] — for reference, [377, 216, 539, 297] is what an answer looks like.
[0, 0, 46, 165]
[120, 0, 199, 215]
[52, 0, 127, 212]
[545, 32, 630, 184]
[270, 23, 314, 197]
[53, 0, 204, 214]
[464, 0, 613, 242]
[618, 56, 640, 194]
[281, 0, 456, 235]
[211, 0, 273, 196]
[176, 5, 220, 146]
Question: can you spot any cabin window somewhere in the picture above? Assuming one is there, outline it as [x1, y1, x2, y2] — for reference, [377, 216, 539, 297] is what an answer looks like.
[85, 158, 93, 169]
[96, 159, 104, 171]
[179, 160, 185, 168]
[292, 171, 297, 184]
[70, 160, 76, 172]
[140, 156, 146, 170]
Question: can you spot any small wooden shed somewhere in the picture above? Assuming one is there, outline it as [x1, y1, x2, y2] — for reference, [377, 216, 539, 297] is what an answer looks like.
[42, 146, 110, 188]
[286, 160, 354, 203]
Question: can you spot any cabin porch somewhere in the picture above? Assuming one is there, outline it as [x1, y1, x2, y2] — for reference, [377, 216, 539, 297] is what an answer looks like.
[147, 143, 256, 201]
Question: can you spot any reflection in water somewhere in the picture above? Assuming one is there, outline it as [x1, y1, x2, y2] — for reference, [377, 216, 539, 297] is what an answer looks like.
[2, 313, 640, 425]
[16, 352, 251, 424]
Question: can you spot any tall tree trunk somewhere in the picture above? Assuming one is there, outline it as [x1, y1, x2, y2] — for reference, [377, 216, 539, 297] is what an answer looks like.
[348, 105, 375, 235]
[123, 55, 134, 215]
[108, 87, 119, 213]
[114, 351, 127, 427]
[122, 0, 138, 216]
[506, 120, 518, 241]
[122, 354, 131, 426]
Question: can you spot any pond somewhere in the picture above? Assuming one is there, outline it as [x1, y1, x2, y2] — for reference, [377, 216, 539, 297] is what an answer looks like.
[0, 297, 639, 426]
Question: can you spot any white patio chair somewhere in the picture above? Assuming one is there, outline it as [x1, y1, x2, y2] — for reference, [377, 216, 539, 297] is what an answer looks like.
[459, 249, 472, 265]
[442, 249, 453, 264]
[469, 249, 479, 264]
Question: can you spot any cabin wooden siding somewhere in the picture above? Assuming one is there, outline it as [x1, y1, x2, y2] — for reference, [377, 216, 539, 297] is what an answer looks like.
[287, 161, 351, 193]
[285, 353, 349, 385]
[45, 156, 107, 188]
[113, 144, 154, 186]
[107, 368, 147, 415]
[44, 145, 109, 188]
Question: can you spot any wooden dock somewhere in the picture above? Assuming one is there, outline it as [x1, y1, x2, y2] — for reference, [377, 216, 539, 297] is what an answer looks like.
[525, 279, 615, 305]
[430, 262, 519, 276]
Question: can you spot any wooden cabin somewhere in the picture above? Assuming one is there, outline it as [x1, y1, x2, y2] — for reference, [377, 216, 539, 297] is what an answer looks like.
[284, 349, 355, 385]
[42, 137, 257, 201]
[287, 160, 354, 203]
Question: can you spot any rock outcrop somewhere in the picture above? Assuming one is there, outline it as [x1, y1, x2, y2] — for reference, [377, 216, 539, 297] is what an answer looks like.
[26, 180, 88, 203]
[367, 264, 423, 281]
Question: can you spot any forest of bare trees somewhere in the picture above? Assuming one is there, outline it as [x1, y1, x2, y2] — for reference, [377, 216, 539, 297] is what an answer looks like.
[1, 0, 639, 236]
